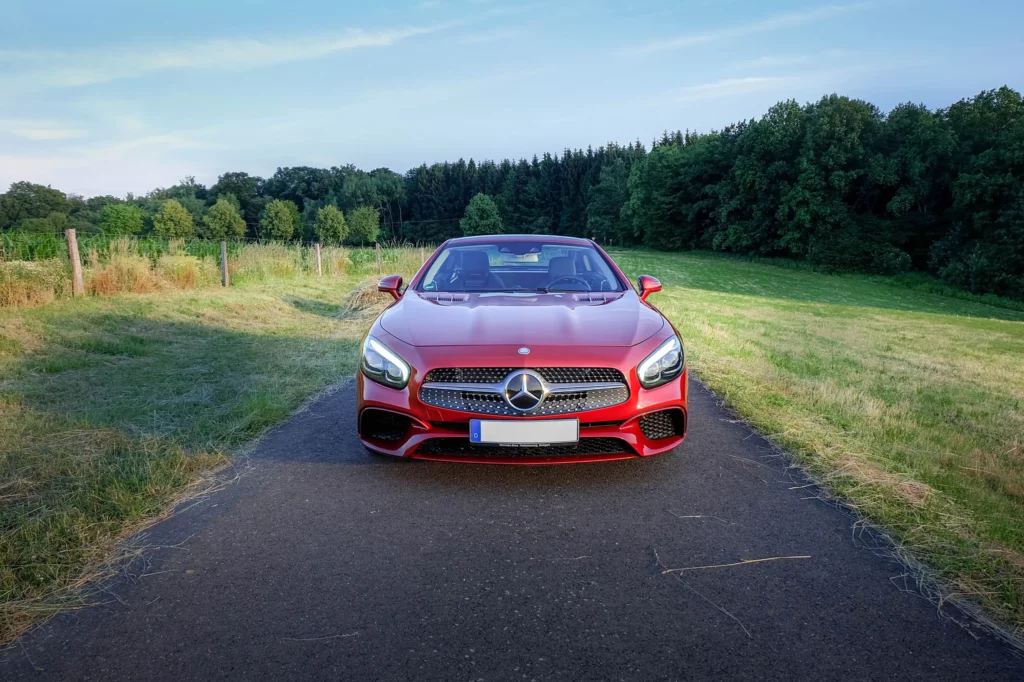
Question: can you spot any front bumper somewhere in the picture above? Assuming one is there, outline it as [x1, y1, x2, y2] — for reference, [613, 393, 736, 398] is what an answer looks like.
[356, 339, 689, 464]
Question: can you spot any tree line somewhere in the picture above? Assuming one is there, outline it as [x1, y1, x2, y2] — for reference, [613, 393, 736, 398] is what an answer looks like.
[1, 86, 1021, 298]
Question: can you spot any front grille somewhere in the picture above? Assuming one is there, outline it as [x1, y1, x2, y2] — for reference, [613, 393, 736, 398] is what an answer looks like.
[639, 409, 687, 440]
[424, 367, 625, 384]
[420, 385, 629, 416]
[420, 367, 630, 417]
[415, 437, 635, 459]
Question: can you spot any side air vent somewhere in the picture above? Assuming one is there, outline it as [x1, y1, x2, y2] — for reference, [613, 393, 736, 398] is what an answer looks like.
[638, 409, 687, 440]
[419, 292, 470, 304]
[360, 409, 413, 442]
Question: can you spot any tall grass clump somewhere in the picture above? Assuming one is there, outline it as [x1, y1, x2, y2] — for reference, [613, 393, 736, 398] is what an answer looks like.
[84, 239, 160, 296]
[155, 241, 219, 289]
[0, 260, 71, 308]
[320, 246, 351, 276]
[232, 242, 305, 282]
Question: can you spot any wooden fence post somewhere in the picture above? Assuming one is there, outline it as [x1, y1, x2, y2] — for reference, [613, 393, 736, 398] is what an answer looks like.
[220, 241, 229, 287]
[314, 243, 322, 276]
[65, 229, 85, 296]
[375, 243, 381, 274]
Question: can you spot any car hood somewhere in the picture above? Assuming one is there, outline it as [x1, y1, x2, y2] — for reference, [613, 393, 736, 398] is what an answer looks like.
[379, 291, 665, 347]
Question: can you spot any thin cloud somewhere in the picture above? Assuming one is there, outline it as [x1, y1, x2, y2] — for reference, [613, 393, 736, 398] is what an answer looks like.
[631, 3, 873, 54]
[3, 24, 455, 89]
[459, 27, 524, 44]
[0, 119, 88, 141]
[736, 49, 851, 69]
[637, 75, 806, 108]
[670, 76, 803, 101]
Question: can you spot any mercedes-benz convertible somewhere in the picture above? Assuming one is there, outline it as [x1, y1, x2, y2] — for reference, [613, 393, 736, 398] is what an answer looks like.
[356, 235, 688, 464]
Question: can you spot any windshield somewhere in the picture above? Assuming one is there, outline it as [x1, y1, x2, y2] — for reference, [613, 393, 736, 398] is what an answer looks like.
[418, 241, 624, 293]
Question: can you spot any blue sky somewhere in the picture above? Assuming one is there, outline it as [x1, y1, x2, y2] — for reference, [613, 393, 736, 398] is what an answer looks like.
[1, 0, 1021, 197]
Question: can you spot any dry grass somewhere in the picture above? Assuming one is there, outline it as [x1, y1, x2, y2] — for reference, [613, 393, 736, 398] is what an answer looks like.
[155, 254, 220, 290]
[343, 278, 393, 317]
[1, 241, 425, 311]
[0, 260, 70, 308]
[85, 240, 161, 295]
[0, 276, 367, 643]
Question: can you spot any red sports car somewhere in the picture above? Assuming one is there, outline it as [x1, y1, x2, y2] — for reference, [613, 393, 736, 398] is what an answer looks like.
[357, 235, 688, 464]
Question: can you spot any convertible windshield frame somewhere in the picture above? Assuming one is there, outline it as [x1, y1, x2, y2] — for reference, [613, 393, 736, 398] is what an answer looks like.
[415, 240, 627, 294]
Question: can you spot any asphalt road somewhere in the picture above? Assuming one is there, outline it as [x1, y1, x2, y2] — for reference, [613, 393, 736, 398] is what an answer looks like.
[3, 379, 1022, 681]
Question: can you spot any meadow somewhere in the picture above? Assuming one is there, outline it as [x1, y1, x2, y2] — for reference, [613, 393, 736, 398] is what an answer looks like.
[612, 250, 1024, 635]
[1, 245, 1023, 642]
[0, 245, 422, 641]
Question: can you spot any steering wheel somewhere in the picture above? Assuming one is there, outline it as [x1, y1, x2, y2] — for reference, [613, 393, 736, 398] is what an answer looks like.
[547, 276, 591, 291]
[579, 272, 611, 291]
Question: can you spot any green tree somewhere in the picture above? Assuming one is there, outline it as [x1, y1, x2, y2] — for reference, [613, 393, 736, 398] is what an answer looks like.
[459, 193, 503, 236]
[285, 201, 301, 239]
[586, 158, 631, 244]
[348, 206, 381, 244]
[260, 199, 296, 240]
[202, 198, 246, 239]
[97, 203, 145, 235]
[622, 144, 688, 250]
[313, 205, 347, 244]
[152, 199, 194, 238]
[210, 172, 266, 233]
[931, 87, 1024, 297]
[0, 182, 69, 230]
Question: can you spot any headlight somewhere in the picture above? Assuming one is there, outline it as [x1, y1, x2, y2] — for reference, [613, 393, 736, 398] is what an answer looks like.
[637, 335, 684, 389]
[361, 335, 411, 389]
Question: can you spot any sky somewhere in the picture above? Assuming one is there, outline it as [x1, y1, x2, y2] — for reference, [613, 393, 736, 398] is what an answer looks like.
[1, 0, 1022, 198]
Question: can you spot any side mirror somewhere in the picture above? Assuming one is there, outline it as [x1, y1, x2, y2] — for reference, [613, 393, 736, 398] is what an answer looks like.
[637, 275, 662, 302]
[378, 275, 403, 301]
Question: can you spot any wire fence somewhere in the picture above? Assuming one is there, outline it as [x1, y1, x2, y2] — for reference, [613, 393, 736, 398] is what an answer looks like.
[0, 231, 436, 263]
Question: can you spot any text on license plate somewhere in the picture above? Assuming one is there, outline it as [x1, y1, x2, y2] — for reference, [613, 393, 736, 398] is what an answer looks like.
[469, 419, 579, 445]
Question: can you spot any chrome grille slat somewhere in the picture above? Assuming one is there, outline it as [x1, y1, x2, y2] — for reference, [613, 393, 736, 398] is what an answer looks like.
[419, 368, 630, 417]
[424, 367, 625, 384]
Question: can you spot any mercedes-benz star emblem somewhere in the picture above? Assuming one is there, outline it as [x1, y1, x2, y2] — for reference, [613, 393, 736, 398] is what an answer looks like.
[503, 370, 547, 411]
[518, 347, 530, 355]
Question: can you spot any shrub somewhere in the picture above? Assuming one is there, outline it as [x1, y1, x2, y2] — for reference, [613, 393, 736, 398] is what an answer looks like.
[314, 205, 347, 245]
[201, 198, 246, 240]
[348, 206, 380, 244]
[260, 200, 296, 240]
[97, 203, 144, 235]
[153, 200, 194, 238]
[460, 193, 503, 236]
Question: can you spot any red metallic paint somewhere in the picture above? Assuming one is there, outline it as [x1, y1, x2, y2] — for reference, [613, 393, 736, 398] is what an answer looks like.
[378, 275, 403, 301]
[637, 275, 662, 302]
[356, 235, 688, 464]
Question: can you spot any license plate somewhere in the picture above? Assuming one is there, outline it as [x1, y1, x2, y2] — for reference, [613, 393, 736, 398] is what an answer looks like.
[469, 419, 579, 446]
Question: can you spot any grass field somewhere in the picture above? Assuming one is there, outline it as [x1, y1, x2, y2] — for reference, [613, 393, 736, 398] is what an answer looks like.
[611, 250, 1024, 635]
[0, 268, 409, 641]
[2, 246, 1023, 642]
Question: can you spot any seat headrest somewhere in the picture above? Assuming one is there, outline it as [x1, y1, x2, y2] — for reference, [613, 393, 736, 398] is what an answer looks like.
[462, 250, 491, 276]
[547, 256, 576, 281]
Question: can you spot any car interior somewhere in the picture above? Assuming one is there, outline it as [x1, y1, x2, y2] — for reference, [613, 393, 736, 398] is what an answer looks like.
[420, 244, 623, 293]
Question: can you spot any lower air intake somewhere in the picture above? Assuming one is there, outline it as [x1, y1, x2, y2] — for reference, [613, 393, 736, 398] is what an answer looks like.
[360, 409, 413, 442]
[415, 437, 634, 459]
[638, 409, 687, 440]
